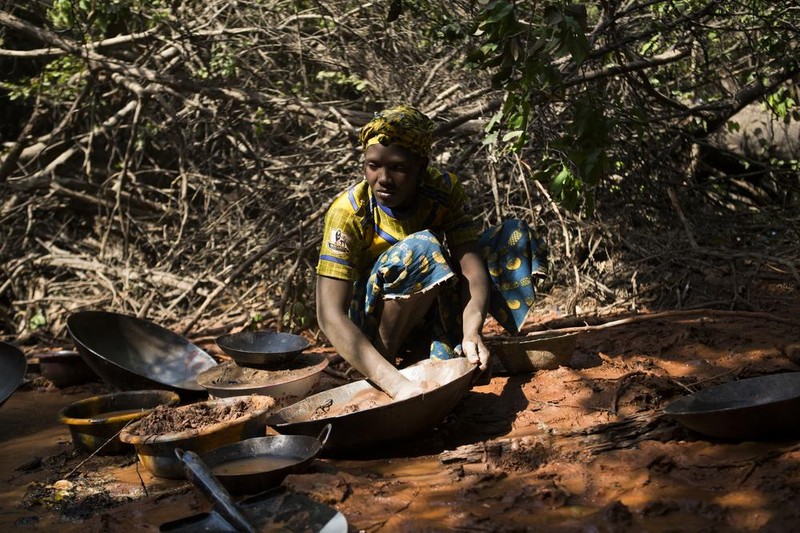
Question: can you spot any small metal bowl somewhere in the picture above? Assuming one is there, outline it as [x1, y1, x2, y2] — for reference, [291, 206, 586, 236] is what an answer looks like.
[215, 331, 310, 368]
[199, 424, 331, 495]
[38, 350, 98, 388]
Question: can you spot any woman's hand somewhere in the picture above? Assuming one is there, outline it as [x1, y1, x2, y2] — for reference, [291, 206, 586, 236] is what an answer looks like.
[317, 275, 416, 398]
[461, 337, 491, 371]
[451, 242, 491, 372]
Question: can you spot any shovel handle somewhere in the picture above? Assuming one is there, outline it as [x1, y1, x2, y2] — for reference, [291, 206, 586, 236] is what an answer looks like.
[174, 448, 256, 533]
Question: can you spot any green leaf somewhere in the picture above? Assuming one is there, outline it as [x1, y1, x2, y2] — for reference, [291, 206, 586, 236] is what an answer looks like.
[482, 130, 499, 146]
[483, 1, 515, 25]
[484, 109, 504, 133]
[563, 30, 590, 65]
[551, 165, 572, 194]
[502, 130, 524, 142]
[544, 5, 562, 25]
[29, 312, 46, 331]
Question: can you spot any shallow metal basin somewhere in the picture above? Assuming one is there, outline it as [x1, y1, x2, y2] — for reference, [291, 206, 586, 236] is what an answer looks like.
[67, 310, 217, 397]
[663, 372, 800, 440]
[0, 341, 27, 407]
[215, 331, 310, 368]
[268, 357, 477, 453]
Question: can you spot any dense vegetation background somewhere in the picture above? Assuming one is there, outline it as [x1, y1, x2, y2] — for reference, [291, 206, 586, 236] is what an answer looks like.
[1, 0, 798, 346]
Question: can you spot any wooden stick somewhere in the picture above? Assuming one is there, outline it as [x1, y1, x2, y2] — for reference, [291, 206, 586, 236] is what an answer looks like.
[501, 308, 800, 341]
[667, 186, 699, 249]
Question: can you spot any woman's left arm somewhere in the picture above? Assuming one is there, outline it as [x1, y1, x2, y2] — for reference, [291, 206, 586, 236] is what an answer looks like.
[451, 241, 491, 370]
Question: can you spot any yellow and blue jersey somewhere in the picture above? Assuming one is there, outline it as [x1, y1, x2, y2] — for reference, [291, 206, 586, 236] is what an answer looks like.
[317, 167, 480, 281]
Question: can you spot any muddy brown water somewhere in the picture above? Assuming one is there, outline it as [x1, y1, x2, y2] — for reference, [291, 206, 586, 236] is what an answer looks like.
[211, 456, 302, 476]
[4, 301, 800, 530]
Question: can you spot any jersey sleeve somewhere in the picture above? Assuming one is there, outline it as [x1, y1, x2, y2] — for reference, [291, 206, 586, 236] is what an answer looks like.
[316, 193, 365, 281]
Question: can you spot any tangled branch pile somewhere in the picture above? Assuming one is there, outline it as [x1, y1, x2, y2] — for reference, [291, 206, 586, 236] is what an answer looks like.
[1, 1, 798, 346]
[0, 2, 508, 342]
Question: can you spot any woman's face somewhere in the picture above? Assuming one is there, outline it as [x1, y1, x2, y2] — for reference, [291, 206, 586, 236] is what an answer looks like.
[364, 143, 427, 210]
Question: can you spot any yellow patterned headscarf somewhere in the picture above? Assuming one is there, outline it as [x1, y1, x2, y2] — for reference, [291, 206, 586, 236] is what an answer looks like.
[359, 105, 435, 158]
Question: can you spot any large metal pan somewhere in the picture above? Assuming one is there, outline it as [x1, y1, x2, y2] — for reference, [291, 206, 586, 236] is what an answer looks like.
[663, 372, 800, 440]
[215, 330, 310, 368]
[199, 424, 331, 495]
[67, 310, 217, 397]
[0, 341, 27, 407]
[268, 357, 477, 453]
[161, 448, 347, 532]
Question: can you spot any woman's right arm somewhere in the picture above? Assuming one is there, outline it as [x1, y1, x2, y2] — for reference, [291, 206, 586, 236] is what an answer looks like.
[315, 275, 423, 399]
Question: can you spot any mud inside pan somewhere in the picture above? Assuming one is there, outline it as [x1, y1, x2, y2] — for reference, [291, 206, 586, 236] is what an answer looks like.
[197, 354, 328, 407]
[206, 354, 326, 386]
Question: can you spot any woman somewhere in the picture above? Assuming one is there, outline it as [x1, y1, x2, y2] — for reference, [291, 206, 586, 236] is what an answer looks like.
[316, 105, 546, 400]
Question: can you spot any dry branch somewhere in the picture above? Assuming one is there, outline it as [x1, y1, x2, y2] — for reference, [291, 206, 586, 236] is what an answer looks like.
[511, 308, 800, 341]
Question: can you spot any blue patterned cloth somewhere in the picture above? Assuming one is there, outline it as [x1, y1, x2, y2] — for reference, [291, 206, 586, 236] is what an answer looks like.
[349, 220, 547, 360]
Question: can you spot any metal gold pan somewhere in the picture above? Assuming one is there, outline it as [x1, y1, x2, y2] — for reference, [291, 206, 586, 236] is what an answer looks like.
[269, 357, 477, 453]
[663, 372, 800, 440]
[215, 330, 310, 368]
[67, 310, 217, 397]
[0, 341, 26, 407]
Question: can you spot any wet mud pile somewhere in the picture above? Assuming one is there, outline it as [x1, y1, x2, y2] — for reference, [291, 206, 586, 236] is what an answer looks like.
[209, 357, 318, 385]
[308, 387, 394, 420]
[130, 398, 255, 436]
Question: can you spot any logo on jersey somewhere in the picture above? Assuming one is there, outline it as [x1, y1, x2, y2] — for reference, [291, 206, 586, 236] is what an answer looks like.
[327, 228, 351, 254]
